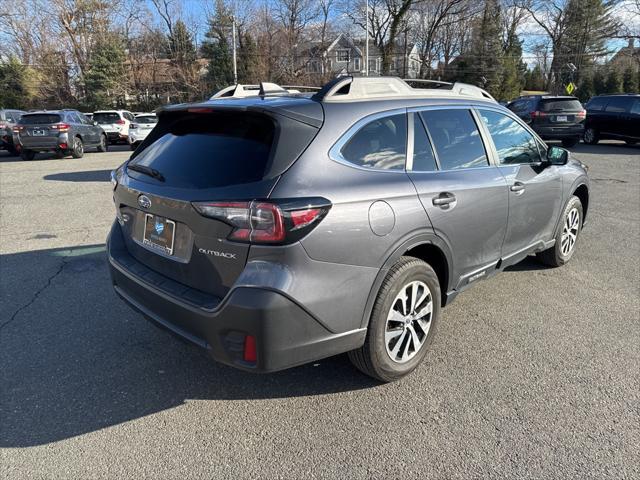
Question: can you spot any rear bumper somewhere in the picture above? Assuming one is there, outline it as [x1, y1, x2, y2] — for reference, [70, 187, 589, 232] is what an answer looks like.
[17, 133, 67, 151]
[107, 222, 366, 372]
[106, 131, 127, 142]
[534, 125, 584, 140]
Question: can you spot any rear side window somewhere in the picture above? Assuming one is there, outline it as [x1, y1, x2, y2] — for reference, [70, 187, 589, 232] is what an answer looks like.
[20, 114, 61, 125]
[539, 99, 582, 112]
[630, 99, 640, 115]
[411, 114, 437, 172]
[420, 109, 488, 170]
[135, 116, 157, 124]
[586, 97, 607, 111]
[94, 112, 121, 124]
[479, 110, 542, 165]
[130, 113, 274, 189]
[604, 97, 630, 113]
[340, 114, 407, 171]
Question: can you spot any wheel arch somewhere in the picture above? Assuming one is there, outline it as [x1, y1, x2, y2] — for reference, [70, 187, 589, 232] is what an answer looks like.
[572, 183, 589, 225]
[360, 233, 454, 329]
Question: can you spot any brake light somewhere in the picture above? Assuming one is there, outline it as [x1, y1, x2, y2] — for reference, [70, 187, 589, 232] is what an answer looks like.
[115, 119, 126, 125]
[13, 126, 24, 133]
[530, 111, 546, 118]
[0, 123, 6, 129]
[576, 110, 586, 119]
[51, 123, 70, 132]
[192, 199, 330, 244]
[129, 123, 138, 129]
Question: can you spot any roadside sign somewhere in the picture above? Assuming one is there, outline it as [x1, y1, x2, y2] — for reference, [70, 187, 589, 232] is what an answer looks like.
[565, 82, 576, 95]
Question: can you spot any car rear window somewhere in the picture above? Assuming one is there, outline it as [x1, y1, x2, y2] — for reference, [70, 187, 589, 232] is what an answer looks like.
[20, 114, 61, 125]
[94, 112, 121, 124]
[539, 99, 582, 112]
[135, 116, 157, 124]
[129, 113, 275, 189]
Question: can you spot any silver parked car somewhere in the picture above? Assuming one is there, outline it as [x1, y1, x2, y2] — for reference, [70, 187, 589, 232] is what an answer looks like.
[108, 77, 590, 382]
[128, 113, 157, 150]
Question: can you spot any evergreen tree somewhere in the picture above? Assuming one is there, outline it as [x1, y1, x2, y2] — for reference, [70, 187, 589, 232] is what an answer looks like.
[524, 65, 545, 91]
[238, 33, 259, 84]
[168, 21, 198, 102]
[201, 2, 234, 92]
[84, 34, 127, 110]
[622, 66, 639, 93]
[499, 30, 526, 100]
[604, 68, 623, 93]
[0, 57, 38, 109]
[593, 67, 607, 94]
[577, 71, 595, 102]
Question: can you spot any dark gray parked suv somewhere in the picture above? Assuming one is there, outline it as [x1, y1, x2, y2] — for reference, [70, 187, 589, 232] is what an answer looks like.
[13, 109, 108, 160]
[108, 77, 590, 382]
[0, 109, 25, 155]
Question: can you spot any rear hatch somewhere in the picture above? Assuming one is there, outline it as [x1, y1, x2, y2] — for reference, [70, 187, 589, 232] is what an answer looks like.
[131, 115, 157, 139]
[114, 99, 323, 299]
[94, 112, 124, 134]
[17, 113, 62, 147]
[533, 98, 585, 128]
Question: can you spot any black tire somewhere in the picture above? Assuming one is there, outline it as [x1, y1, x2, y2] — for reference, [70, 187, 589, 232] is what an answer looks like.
[625, 140, 637, 145]
[97, 134, 108, 152]
[348, 256, 441, 382]
[54, 150, 65, 159]
[7, 145, 19, 156]
[71, 137, 84, 158]
[583, 127, 599, 145]
[562, 138, 579, 148]
[536, 195, 583, 267]
[21, 149, 35, 161]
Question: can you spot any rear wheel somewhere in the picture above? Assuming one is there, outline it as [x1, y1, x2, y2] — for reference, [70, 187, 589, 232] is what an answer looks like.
[562, 138, 579, 148]
[349, 256, 440, 382]
[54, 150, 65, 159]
[583, 127, 599, 145]
[71, 137, 84, 158]
[97, 134, 108, 152]
[537, 195, 583, 267]
[21, 149, 35, 161]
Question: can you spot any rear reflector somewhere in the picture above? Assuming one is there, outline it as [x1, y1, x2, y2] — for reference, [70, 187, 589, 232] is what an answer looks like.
[243, 335, 257, 363]
[59, 143, 68, 149]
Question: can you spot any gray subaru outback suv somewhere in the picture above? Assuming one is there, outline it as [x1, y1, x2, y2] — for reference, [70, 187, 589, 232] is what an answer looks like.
[108, 77, 589, 382]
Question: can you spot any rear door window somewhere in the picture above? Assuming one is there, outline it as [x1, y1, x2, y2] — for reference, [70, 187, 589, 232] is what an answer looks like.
[129, 113, 275, 189]
[419, 109, 488, 170]
[94, 112, 121, 124]
[479, 110, 542, 165]
[20, 114, 61, 125]
[604, 97, 630, 113]
[539, 99, 582, 112]
[340, 113, 407, 171]
[411, 114, 437, 172]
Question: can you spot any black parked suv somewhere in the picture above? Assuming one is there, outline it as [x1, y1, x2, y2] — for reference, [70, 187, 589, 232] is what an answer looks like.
[583, 94, 640, 145]
[108, 78, 589, 382]
[13, 110, 108, 160]
[507, 95, 585, 147]
[0, 109, 25, 155]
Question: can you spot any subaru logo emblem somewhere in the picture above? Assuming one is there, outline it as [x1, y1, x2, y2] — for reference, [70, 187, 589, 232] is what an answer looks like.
[138, 195, 151, 209]
[154, 220, 164, 235]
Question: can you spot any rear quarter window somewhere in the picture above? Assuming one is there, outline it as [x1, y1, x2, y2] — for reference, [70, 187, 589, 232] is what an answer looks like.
[129, 113, 275, 189]
[586, 97, 607, 111]
[135, 116, 157, 124]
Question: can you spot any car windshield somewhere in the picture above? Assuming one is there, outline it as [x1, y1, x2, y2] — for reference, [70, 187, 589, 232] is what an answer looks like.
[539, 99, 582, 112]
[20, 114, 61, 125]
[135, 116, 157, 124]
[94, 113, 121, 124]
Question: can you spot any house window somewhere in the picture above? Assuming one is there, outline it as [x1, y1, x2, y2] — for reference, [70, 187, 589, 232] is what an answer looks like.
[368, 58, 378, 72]
[337, 49, 350, 62]
[354, 57, 361, 71]
[307, 60, 321, 73]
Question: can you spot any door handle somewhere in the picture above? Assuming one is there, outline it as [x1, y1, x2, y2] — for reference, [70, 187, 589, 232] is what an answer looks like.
[432, 193, 456, 207]
[510, 182, 525, 194]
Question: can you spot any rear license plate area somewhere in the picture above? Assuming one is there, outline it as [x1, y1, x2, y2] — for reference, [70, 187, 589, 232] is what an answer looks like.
[32, 129, 46, 136]
[555, 115, 568, 122]
[143, 214, 176, 255]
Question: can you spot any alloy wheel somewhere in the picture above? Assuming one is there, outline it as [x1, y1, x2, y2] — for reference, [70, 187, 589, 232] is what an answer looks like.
[385, 280, 433, 363]
[561, 207, 580, 256]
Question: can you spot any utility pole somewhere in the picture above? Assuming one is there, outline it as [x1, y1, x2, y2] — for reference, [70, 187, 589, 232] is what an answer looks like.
[365, 0, 369, 76]
[232, 15, 238, 84]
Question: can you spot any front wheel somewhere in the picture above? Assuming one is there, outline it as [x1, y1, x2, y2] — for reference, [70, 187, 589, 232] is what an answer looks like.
[562, 138, 579, 148]
[348, 256, 440, 382]
[97, 134, 108, 152]
[71, 137, 84, 158]
[583, 127, 599, 145]
[21, 149, 35, 161]
[537, 195, 583, 267]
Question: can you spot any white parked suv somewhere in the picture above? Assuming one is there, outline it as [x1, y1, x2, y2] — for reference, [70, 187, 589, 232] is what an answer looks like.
[93, 110, 135, 145]
[128, 113, 157, 150]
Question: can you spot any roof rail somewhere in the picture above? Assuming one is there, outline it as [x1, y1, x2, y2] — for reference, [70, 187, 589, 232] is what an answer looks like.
[210, 82, 318, 99]
[312, 76, 496, 102]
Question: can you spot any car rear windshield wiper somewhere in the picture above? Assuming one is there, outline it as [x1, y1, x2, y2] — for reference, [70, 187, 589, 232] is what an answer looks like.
[127, 163, 165, 182]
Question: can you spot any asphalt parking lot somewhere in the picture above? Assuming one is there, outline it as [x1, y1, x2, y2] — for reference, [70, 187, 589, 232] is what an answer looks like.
[1, 142, 639, 479]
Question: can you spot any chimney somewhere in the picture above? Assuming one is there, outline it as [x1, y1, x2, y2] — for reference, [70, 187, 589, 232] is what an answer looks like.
[629, 38, 635, 49]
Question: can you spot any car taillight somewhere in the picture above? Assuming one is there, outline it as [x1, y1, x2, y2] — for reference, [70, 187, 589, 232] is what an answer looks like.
[530, 111, 546, 118]
[192, 198, 331, 244]
[51, 123, 70, 132]
[576, 110, 586, 119]
[0, 123, 6, 129]
[116, 119, 126, 125]
[129, 123, 138, 129]
[13, 126, 24, 133]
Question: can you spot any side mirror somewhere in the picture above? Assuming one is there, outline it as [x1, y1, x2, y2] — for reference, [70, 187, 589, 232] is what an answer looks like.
[546, 146, 569, 166]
